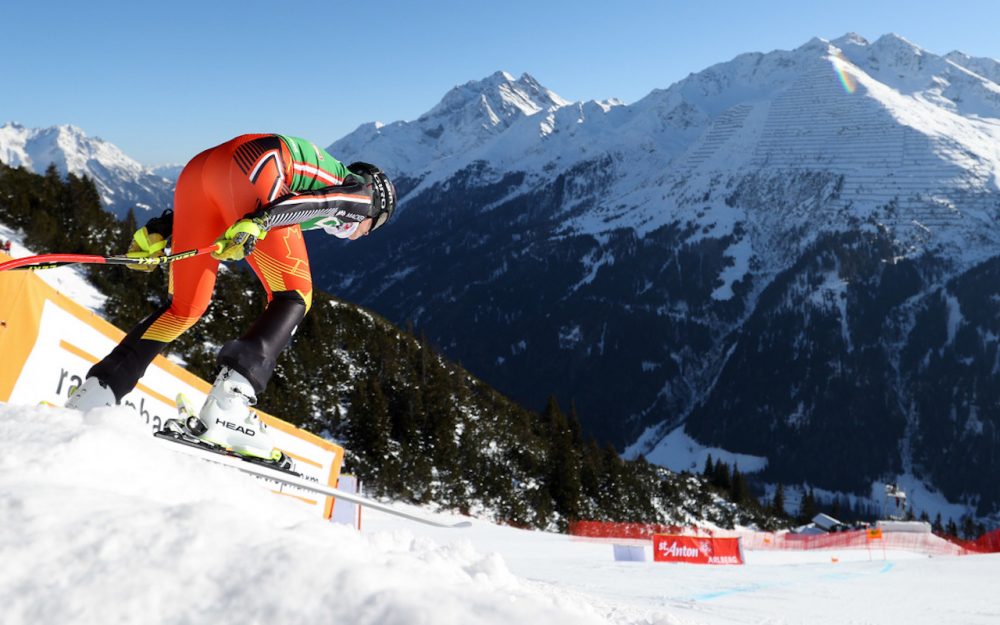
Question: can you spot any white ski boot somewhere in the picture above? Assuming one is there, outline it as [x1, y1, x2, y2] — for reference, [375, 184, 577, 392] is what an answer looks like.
[65, 376, 116, 410]
[191, 368, 286, 464]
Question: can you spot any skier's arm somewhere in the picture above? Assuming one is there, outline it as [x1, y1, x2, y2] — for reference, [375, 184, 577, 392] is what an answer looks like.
[249, 176, 378, 231]
[212, 177, 378, 261]
[213, 161, 396, 261]
[245, 161, 395, 235]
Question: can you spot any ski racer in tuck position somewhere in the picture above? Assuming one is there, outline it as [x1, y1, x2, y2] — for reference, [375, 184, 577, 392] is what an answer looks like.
[66, 134, 397, 466]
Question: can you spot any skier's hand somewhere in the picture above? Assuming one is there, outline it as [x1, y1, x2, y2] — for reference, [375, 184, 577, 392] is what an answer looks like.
[125, 226, 167, 272]
[212, 217, 268, 262]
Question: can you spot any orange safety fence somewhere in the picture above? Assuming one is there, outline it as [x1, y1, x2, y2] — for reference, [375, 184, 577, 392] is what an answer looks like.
[568, 521, 1000, 557]
[724, 529, 967, 556]
[569, 521, 691, 541]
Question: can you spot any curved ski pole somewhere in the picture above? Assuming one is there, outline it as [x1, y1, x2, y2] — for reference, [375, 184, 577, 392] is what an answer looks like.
[0, 243, 223, 272]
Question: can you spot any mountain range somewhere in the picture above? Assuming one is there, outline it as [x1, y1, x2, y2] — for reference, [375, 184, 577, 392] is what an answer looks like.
[0, 122, 173, 217]
[317, 33, 1000, 524]
[5, 32, 1000, 525]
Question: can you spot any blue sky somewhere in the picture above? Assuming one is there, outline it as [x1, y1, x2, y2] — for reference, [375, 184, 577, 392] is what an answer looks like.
[5, 0, 999, 165]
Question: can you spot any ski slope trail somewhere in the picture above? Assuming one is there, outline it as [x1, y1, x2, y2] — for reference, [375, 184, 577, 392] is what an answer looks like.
[2, 402, 999, 624]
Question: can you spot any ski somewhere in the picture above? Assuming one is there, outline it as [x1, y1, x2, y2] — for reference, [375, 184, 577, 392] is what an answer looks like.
[153, 430, 472, 529]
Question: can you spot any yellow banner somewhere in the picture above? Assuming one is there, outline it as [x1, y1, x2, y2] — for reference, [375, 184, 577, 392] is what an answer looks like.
[0, 250, 343, 518]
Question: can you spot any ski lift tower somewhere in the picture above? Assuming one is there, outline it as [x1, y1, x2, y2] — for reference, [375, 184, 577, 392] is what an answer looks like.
[882, 483, 907, 521]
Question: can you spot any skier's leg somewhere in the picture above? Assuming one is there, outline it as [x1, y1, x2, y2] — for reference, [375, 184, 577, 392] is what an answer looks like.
[193, 136, 302, 460]
[218, 225, 313, 394]
[69, 150, 224, 407]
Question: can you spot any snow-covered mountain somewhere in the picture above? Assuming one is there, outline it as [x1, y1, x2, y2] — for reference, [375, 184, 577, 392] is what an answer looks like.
[150, 163, 184, 183]
[332, 71, 575, 182]
[0, 122, 173, 217]
[313, 34, 1000, 523]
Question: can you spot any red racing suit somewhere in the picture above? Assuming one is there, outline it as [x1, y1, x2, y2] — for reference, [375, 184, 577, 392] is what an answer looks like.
[89, 134, 380, 400]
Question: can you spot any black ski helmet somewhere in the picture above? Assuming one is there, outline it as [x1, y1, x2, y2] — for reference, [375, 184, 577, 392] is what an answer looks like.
[347, 162, 397, 232]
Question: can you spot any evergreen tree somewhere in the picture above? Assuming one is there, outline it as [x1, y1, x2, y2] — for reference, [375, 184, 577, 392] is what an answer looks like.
[712, 458, 731, 491]
[422, 355, 460, 491]
[961, 515, 976, 540]
[799, 487, 819, 523]
[771, 483, 786, 516]
[729, 464, 748, 505]
[946, 518, 958, 537]
[543, 395, 582, 524]
[345, 378, 394, 488]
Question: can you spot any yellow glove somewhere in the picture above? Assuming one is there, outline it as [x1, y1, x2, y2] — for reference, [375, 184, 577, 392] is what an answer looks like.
[212, 217, 267, 262]
[125, 227, 167, 272]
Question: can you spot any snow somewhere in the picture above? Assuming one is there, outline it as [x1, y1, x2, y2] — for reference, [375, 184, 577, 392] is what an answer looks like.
[0, 222, 107, 311]
[2, 402, 999, 625]
[945, 292, 963, 345]
[643, 426, 769, 475]
[870, 477, 969, 528]
[710, 236, 752, 301]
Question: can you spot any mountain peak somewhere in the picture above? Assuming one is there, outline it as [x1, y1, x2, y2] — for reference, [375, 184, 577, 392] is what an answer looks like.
[795, 36, 834, 54]
[831, 32, 870, 48]
[943, 50, 1000, 85]
[872, 32, 924, 54]
[425, 71, 569, 125]
[484, 70, 517, 84]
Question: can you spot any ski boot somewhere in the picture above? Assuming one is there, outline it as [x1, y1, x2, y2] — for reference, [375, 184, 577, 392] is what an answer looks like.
[183, 368, 291, 470]
[65, 376, 116, 410]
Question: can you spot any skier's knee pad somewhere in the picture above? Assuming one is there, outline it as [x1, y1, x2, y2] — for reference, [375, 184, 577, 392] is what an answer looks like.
[217, 291, 307, 394]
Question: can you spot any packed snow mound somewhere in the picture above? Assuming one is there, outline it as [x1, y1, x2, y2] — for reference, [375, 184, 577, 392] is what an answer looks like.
[0, 404, 607, 625]
[4, 407, 1000, 624]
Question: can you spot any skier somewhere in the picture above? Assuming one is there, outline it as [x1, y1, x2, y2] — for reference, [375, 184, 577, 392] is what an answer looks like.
[66, 134, 396, 463]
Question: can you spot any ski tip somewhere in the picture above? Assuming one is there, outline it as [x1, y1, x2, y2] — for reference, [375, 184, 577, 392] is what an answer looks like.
[451, 521, 473, 529]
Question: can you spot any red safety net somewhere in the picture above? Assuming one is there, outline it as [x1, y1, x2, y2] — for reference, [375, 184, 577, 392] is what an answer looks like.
[568, 521, 1000, 556]
[936, 528, 1000, 554]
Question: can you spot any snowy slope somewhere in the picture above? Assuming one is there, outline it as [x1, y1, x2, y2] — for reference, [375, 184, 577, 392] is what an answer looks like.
[0, 122, 173, 217]
[0, 222, 107, 311]
[3, 401, 999, 625]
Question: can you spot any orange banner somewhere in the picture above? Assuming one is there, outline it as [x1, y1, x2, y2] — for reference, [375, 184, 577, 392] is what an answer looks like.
[0, 250, 344, 519]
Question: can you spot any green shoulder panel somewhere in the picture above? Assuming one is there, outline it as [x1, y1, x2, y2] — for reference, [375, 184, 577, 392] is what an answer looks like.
[277, 135, 353, 192]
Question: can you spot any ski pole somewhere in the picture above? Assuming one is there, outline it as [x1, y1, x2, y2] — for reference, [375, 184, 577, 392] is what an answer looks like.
[0, 243, 223, 272]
